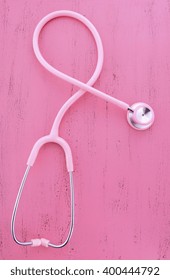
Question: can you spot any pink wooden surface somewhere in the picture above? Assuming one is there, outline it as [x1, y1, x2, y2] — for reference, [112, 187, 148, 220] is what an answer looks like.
[1, 0, 170, 260]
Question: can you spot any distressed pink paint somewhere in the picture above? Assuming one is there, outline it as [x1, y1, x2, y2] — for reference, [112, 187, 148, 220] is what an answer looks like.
[1, 0, 170, 260]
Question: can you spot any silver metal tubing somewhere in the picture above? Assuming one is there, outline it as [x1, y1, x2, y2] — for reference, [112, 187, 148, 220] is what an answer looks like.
[48, 172, 74, 248]
[11, 167, 74, 248]
[11, 165, 32, 246]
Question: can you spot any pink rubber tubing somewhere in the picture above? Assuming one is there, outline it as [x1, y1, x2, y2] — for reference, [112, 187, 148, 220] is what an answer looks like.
[28, 10, 130, 169]
[11, 10, 154, 249]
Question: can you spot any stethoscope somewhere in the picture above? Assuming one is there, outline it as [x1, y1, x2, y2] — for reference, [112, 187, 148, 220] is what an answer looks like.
[11, 10, 154, 248]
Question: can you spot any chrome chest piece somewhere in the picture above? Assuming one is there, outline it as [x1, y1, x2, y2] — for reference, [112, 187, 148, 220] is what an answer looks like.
[11, 10, 155, 249]
[127, 102, 154, 130]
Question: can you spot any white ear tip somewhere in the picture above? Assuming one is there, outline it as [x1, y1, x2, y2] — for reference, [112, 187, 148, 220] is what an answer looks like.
[127, 102, 155, 130]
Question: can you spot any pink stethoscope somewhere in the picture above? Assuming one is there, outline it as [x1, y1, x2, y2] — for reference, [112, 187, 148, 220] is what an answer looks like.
[11, 10, 154, 248]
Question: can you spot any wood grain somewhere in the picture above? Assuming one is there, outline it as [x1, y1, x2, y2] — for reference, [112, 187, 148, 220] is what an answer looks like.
[0, 0, 170, 260]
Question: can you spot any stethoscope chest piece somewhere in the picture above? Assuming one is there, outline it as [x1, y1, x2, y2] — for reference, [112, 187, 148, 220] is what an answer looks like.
[127, 102, 154, 130]
[11, 9, 155, 249]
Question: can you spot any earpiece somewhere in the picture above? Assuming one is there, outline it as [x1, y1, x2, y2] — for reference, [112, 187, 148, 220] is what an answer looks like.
[127, 102, 154, 130]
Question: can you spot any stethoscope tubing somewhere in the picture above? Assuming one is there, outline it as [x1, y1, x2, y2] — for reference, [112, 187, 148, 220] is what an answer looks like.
[12, 9, 108, 248]
[11, 10, 154, 249]
[33, 10, 129, 136]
